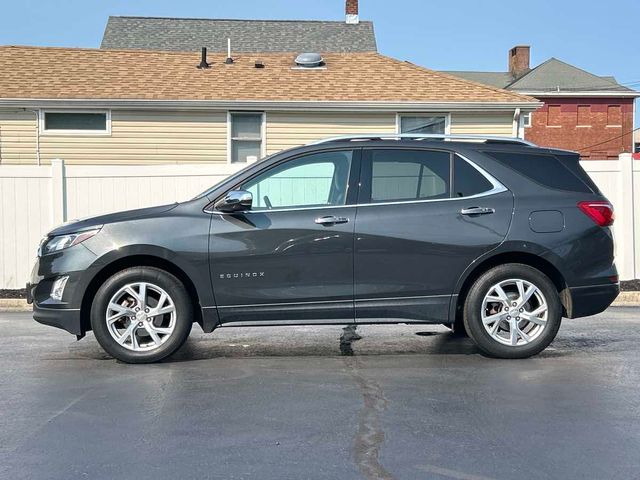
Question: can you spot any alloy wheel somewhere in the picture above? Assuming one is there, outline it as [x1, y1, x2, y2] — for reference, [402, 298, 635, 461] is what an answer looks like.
[105, 282, 177, 352]
[481, 278, 548, 347]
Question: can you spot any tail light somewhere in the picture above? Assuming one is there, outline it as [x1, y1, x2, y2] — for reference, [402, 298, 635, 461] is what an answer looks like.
[578, 201, 614, 227]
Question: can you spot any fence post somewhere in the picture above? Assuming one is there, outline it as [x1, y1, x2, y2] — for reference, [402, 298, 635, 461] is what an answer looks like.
[51, 158, 67, 226]
[618, 153, 635, 280]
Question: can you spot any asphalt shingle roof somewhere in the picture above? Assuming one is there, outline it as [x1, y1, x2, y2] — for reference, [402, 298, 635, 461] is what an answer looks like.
[444, 58, 637, 95]
[100, 16, 377, 53]
[0, 46, 536, 104]
[507, 58, 635, 93]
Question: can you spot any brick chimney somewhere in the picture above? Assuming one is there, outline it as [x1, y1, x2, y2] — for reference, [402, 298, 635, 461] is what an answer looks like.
[346, 0, 359, 24]
[509, 45, 530, 78]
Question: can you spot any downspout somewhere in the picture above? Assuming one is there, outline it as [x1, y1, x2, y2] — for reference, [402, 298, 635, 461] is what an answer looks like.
[24, 108, 41, 165]
[512, 108, 521, 138]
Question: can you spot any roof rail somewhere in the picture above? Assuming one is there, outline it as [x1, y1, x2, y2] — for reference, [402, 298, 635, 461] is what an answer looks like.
[311, 133, 537, 147]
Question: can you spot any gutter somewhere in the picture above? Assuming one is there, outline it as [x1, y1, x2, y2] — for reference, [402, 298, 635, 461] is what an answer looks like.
[518, 91, 640, 98]
[0, 98, 543, 112]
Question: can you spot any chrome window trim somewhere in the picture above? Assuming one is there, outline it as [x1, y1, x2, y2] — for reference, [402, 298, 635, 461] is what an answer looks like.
[205, 152, 507, 215]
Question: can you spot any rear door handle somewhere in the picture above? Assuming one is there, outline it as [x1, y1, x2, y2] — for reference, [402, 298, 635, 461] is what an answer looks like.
[315, 215, 349, 225]
[460, 206, 495, 216]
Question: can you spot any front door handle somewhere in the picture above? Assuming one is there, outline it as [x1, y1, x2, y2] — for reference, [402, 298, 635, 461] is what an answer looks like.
[315, 215, 349, 225]
[460, 206, 495, 216]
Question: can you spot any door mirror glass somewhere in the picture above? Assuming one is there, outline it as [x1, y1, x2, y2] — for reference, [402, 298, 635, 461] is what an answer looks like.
[214, 190, 253, 213]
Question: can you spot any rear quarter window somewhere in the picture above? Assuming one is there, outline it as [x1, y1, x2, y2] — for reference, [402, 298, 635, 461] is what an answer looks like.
[483, 151, 593, 193]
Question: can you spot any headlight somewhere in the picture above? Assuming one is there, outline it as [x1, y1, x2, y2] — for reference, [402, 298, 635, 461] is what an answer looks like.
[39, 228, 101, 256]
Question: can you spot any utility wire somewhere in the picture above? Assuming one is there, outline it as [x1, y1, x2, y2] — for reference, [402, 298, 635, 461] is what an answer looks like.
[577, 126, 640, 151]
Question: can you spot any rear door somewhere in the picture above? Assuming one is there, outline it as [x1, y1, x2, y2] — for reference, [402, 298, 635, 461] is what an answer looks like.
[354, 147, 513, 323]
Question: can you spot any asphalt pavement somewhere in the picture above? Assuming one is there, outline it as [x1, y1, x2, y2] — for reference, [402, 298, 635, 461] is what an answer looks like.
[1, 308, 639, 480]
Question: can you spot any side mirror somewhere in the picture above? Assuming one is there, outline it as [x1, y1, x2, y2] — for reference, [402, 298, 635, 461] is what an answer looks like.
[214, 190, 253, 213]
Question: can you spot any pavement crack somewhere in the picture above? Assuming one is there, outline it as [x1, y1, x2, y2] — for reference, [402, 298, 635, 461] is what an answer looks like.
[344, 353, 395, 480]
[340, 324, 362, 356]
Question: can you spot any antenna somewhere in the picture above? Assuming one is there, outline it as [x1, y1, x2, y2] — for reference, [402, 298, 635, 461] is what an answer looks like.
[225, 38, 234, 64]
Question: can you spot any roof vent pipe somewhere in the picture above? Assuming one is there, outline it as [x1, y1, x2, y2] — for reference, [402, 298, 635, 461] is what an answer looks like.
[198, 47, 211, 69]
[225, 38, 234, 64]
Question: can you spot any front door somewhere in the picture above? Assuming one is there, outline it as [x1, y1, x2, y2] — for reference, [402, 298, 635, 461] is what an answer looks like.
[354, 147, 513, 323]
[209, 149, 360, 324]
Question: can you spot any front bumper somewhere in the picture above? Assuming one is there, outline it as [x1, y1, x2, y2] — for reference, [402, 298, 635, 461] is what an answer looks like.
[568, 283, 620, 318]
[31, 298, 83, 336]
[28, 243, 97, 336]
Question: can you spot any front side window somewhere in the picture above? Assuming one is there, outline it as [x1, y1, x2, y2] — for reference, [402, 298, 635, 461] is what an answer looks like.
[368, 149, 450, 203]
[399, 115, 447, 135]
[230, 113, 263, 163]
[42, 111, 109, 133]
[241, 150, 353, 210]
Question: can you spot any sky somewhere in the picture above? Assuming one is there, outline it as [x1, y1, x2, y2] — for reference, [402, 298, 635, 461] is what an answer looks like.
[0, 0, 638, 127]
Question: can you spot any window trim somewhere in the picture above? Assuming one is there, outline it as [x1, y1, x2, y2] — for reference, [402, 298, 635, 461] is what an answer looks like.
[207, 147, 361, 214]
[227, 111, 266, 164]
[207, 148, 505, 215]
[358, 147, 506, 207]
[395, 113, 451, 135]
[522, 112, 532, 128]
[39, 109, 111, 136]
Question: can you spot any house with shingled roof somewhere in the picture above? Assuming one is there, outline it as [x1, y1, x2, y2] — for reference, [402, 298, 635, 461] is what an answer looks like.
[0, 1, 542, 166]
[445, 46, 639, 159]
[0, 45, 539, 165]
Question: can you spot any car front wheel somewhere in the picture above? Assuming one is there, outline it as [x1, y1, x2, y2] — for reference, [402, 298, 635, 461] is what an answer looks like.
[90, 267, 193, 363]
[463, 263, 562, 359]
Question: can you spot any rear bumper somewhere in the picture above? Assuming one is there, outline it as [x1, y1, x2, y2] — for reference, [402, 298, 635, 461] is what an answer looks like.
[568, 283, 620, 318]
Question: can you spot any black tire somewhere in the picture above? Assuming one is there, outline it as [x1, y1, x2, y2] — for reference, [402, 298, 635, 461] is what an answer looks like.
[90, 267, 193, 363]
[463, 263, 562, 359]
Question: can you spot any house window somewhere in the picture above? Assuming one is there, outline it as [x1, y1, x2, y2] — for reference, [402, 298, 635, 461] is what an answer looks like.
[547, 105, 562, 127]
[399, 115, 448, 135]
[522, 112, 532, 128]
[607, 105, 622, 126]
[577, 105, 591, 127]
[41, 111, 110, 134]
[229, 112, 264, 163]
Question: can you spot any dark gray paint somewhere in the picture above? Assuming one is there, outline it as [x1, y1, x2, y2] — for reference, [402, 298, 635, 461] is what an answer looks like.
[529, 210, 565, 233]
[28, 139, 618, 338]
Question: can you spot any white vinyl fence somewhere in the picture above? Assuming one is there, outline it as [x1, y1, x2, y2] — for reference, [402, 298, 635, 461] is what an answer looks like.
[0, 154, 637, 289]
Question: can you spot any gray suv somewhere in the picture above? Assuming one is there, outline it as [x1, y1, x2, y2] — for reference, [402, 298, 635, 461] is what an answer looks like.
[27, 134, 619, 363]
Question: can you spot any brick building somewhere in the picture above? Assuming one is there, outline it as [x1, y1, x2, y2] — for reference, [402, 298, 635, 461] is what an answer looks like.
[445, 46, 639, 159]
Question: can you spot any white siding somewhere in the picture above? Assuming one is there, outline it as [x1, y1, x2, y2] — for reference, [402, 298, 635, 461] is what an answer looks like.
[0, 110, 38, 164]
[266, 112, 396, 154]
[450, 112, 514, 136]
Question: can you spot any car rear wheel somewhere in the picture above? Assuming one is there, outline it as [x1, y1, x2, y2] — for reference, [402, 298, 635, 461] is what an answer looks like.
[463, 263, 562, 358]
[90, 267, 193, 363]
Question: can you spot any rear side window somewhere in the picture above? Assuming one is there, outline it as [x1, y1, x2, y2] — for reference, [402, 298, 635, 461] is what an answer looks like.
[483, 151, 592, 193]
[369, 149, 450, 202]
[453, 155, 494, 197]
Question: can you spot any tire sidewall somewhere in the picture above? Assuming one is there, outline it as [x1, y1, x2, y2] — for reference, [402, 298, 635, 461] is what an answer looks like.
[463, 264, 562, 359]
[90, 267, 193, 363]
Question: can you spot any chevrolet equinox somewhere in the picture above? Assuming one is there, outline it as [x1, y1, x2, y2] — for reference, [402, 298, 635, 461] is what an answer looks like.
[28, 134, 619, 363]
